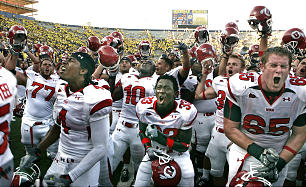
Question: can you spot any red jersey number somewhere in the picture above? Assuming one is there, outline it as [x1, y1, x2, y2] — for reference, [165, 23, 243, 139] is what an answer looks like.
[216, 90, 226, 110]
[31, 81, 55, 101]
[243, 114, 290, 136]
[124, 85, 146, 105]
[239, 73, 255, 82]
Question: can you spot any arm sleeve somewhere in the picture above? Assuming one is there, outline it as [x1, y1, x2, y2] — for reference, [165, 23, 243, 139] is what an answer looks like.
[68, 116, 109, 181]
[139, 121, 152, 150]
[293, 112, 306, 127]
[224, 98, 241, 122]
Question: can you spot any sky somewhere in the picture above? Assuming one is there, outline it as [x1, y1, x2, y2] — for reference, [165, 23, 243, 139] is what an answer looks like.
[30, 0, 305, 31]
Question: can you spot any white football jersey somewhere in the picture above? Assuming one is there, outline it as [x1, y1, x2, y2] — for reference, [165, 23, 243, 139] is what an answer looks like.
[136, 97, 198, 152]
[112, 72, 124, 109]
[22, 70, 59, 122]
[182, 73, 217, 113]
[0, 67, 17, 165]
[226, 72, 306, 152]
[212, 75, 228, 128]
[54, 80, 112, 160]
[119, 73, 156, 123]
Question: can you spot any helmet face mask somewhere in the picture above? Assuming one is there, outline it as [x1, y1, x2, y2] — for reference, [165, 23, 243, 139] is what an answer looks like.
[139, 42, 151, 57]
[282, 28, 305, 56]
[8, 25, 27, 52]
[198, 30, 209, 44]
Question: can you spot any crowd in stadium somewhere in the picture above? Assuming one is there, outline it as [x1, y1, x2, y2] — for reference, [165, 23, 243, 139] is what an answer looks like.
[0, 5, 305, 187]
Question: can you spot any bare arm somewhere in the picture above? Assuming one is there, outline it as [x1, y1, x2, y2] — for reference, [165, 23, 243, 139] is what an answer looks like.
[259, 35, 268, 52]
[5, 53, 27, 86]
[37, 125, 61, 151]
[92, 64, 104, 80]
[178, 49, 191, 80]
[26, 51, 40, 72]
[195, 61, 216, 100]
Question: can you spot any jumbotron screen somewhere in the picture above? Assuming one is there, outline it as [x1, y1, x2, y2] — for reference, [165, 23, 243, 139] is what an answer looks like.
[172, 10, 208, 29]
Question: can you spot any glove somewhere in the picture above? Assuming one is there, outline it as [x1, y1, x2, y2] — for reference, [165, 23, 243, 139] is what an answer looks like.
[258, 148, 279, 170]
[174, 42, 188, 53]
[147, 147, 165, 161]
[258, 23, 272, 37]
[44, 173, 72, 187]
[253, 163, 279, 183]
[19, 154, 40, 170]
[145, 124, 159, 139]
[8, 44, 20, 56]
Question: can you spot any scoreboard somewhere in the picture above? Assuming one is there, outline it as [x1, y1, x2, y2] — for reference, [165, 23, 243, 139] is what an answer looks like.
[172, 10, 208, 29]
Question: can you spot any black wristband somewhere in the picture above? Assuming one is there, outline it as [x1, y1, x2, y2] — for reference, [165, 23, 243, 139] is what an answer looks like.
[247, 143, 265, 160]
[276, 157, 287, 172]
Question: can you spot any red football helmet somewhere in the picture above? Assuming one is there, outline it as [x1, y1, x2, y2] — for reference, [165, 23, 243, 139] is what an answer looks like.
[32, 43, 42, 56]
[195, 43, 217, 65]
[151, 153, 182, 186]
[110, 31, 124, 55]
[8, 25, 27, 52]
[138, 40, 151, 57]
[11, 164, 41, 187]
[220, 27, 240, 53]
[87, 36, 101, 52]
[225, 22, 239, 31]
[98, 45, 120, 71]
[78, 46, 89, 53]
[39, 45, 54, 60]
[249, 44, 260, 65]
[282, 28, 305, 56]
[248, 6, 272, 34]
[230, 170, 272, 187]
[194, 26, 209, 44]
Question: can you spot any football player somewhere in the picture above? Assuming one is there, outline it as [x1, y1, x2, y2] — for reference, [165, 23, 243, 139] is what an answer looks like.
[109, 59, 156, 183]
[195, 54, 245, 186]
[134, 74, 198, 186]
[224, 47, 306, 186]
[20, 52, 113, 186]
[0, 66, 17, 186]
[5, 47, 59, 160]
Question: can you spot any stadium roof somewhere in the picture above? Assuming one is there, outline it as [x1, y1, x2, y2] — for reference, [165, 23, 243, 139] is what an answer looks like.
[0, 0, 38, 15]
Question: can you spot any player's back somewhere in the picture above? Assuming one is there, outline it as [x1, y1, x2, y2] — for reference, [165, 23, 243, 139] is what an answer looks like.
[120, 74, 155, 123]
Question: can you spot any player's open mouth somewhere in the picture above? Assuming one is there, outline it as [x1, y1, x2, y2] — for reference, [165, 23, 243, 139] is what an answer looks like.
[273, 77, 280, 84]
[158, 95, 165, 103]
[60, 67, 66, 73]
[228, 70, 233, 75]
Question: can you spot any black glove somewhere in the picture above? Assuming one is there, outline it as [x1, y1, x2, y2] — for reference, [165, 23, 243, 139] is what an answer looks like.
[147, 147, 165, 161]
[174, 42, 188, 53]
[19, 148, 41, 170]
[44, 174, 72, 187]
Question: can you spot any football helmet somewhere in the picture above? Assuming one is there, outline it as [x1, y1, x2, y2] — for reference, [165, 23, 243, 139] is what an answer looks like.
[248, 6, 272, 35]
[138, 40, 151, 57]
[32, 43, 42, 56]
[196, 43, 217, 65]
[220, 27, 240, 53]
[8, 25, 27, 52]
[230, 170, 272, 187]
[87, 36, 101, 52]
[13, 97, 26, 118]
[126, 54, 138, 64]
[249, 44, 260, 64]
[98, 45, 120, 71]
[225, 22, 239, 31]
[101, 35, 123, 54]
[151, 152, 182, 186]
[11, 164, 41, 187]
[39, 45, 54, 60]
[111, 31, 124, 55]
[282, 28, 305, 56]
[77, 46, 89, 53]
[194, 26, 209, 44]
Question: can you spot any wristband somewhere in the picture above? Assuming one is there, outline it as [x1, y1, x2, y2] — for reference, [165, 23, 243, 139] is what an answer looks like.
[247, 143, 265, 160]
[283, 146, 297, 155]
[276, 157, 287, 172]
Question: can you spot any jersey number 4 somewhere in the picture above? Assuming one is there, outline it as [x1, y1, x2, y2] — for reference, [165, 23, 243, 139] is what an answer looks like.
[243, 114, 290, 136]
[31, 81, 55, 101]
